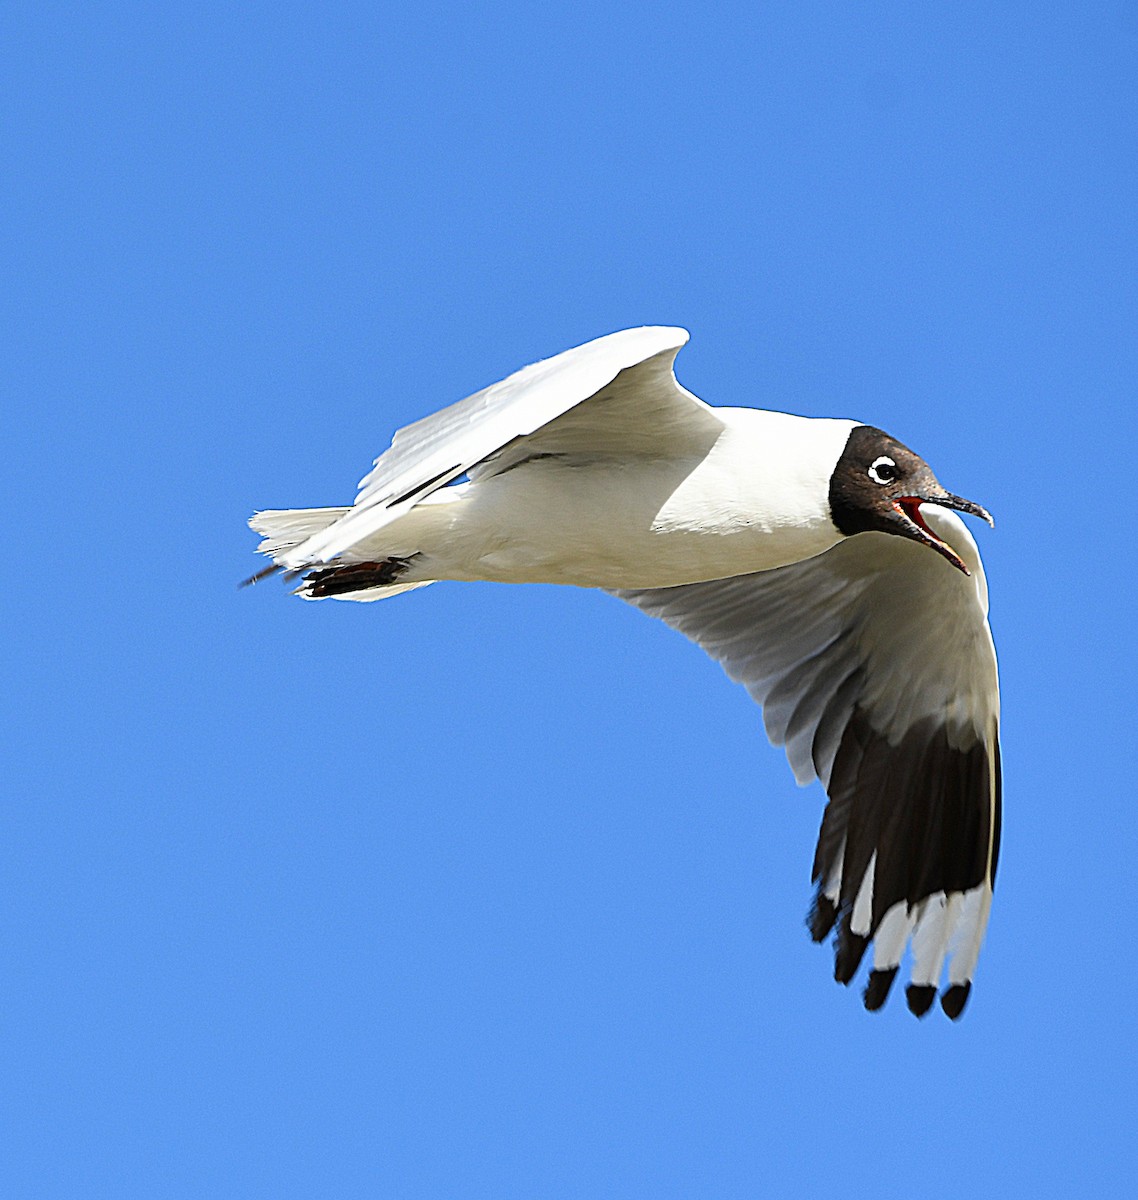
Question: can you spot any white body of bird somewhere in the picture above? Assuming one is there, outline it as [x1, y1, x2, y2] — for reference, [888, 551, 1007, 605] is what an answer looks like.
[249, 325, 1001, 1021]
[311, 409, 854, 590]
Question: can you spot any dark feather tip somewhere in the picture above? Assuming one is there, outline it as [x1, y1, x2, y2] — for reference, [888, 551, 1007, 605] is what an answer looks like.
[808, 895, 839, 942]
[940, 983, 972, 1020]
[834, 930, 869, 985]
[905, 983, 937, 1017]
[863, 967, 899, 1012]
[239, 562, 283, 589]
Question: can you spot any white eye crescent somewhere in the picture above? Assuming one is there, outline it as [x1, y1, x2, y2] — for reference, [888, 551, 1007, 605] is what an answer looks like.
[868, 455, 898, 485]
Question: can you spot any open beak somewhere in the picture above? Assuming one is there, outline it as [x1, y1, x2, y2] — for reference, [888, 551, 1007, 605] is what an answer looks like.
[893, 492, 994, 576]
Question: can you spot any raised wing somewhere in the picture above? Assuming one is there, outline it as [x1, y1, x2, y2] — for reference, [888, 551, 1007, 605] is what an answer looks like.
[279, 326, 721, 569]
[614, 506, 1000, 1019]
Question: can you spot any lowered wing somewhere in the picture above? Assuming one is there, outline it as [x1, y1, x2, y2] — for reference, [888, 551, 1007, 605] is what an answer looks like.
[614, 505, 1001, 1019]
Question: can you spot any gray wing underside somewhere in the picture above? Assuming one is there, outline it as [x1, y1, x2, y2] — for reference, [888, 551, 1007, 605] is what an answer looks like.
[280, 326, 722, 569]
[613, 510, 1001, 1017]
[615, 512, 998, 783]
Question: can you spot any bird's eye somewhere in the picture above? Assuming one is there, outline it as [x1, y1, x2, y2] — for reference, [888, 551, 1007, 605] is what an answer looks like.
[868, 456, 898, 485]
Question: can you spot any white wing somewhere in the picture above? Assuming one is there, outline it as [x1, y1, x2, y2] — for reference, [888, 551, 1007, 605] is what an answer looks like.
[280, 326, 722, 569]
[614, 505, 1001, 1019]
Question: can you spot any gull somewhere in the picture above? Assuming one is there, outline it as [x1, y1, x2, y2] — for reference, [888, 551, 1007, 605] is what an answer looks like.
[247, 326, 1001, 1019]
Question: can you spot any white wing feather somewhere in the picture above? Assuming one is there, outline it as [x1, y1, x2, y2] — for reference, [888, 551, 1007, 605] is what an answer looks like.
[280, 326, 712, 569]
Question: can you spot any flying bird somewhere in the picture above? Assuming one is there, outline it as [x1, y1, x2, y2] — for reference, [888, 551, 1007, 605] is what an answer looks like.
[248, 327, 1001, 1019]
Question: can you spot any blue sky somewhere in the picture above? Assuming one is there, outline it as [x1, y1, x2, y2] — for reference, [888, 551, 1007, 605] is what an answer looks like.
[5, 3, 1136, 1196]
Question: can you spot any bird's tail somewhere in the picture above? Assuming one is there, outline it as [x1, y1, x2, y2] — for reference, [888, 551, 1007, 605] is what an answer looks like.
[249, 506, 350, 558]
[246, 507, 435, 602]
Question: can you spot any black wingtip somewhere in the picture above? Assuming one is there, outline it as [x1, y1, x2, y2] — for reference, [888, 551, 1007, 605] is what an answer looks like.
[239, 562, 283, 589]
[834, 927, 869, 985]
[863, 967, 899, 1012]
[940, 982, 972, 1020]
[807, 894, 839, 943]
[905, 983, 937, 1017]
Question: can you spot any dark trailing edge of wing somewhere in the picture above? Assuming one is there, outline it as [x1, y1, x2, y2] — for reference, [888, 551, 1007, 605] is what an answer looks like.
[864, 967, 898, 1011]
[906, 984, 937, 1018]
[301, 557, 414, 597]
[807, 894, 839, 942]
[809, 708, 1000, 1017]
[611, 548, 1000, 1019]
[389, 465, 462, 508]
[814, 708, 994, 918]
[941, 982, 972, 1020]
[834, 916, 870, 984]
[240, 561, 284, 588]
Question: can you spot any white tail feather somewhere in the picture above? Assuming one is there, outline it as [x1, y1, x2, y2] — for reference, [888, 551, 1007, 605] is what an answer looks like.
[250, 507, 350, 558]
[249, 507, 436, 602]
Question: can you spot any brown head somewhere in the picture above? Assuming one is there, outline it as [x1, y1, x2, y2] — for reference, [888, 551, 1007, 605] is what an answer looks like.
[828, 425, 993, 574]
